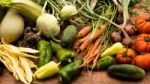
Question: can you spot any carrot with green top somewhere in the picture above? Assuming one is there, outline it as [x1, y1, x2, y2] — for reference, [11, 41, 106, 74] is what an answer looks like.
[80, 25, 106, 51]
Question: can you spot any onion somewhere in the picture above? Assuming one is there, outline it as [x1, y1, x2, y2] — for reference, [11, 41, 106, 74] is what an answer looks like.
[122, 37, 134, 47]
[110, 31, 122, 42]
[117, 13, 123, 24]
[60, 5, 78, 20]
[36, 13, 60, 38]
[124, 24, 135, 36]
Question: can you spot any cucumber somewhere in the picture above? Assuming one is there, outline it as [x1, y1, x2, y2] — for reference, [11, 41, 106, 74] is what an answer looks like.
[108, 64, 145, 80]
[88, 56, 115, 70]
[61, 25, 77, 48]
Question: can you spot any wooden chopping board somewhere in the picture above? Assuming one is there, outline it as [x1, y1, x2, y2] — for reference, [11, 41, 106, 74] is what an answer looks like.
[0, 0, 150, 84]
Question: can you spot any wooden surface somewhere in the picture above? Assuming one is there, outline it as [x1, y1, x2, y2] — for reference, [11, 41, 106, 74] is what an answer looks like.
[0, 68, 150, 84]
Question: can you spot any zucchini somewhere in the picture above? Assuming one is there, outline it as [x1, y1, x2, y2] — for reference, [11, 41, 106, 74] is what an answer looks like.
[61, 25, 77, 48]
[108, 64, 145, 80]
[0, 0, 43, 21]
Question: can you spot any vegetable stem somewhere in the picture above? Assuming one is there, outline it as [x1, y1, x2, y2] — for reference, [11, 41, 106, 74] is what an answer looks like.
[42, 0, 47, 15]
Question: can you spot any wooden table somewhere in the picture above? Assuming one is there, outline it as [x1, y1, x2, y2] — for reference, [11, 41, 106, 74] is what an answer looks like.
[0, 68, 150, 84]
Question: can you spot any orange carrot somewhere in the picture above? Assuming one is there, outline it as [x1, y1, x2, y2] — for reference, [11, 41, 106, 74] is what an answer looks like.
[92, 53, 100, 69]
[89, 37, 101, 56]
[82, 37, 101, 67]
[79, 38, 92, 51]
[76, 26, 91, 38]
[79, 25, 106, 51]
[73, 34, 90, 49]
[86, 37, 101, 61]
[81, 43, 94, 67]
[90, 25, 106, 41]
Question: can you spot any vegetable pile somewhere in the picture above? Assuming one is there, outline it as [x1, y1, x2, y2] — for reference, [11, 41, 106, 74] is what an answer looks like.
[1, 0, 150, 83]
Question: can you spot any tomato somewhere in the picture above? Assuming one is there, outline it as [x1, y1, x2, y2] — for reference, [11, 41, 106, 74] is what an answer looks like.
[116, 48, 136, 64]
[134, 34, 150, 53]
[135, 15, 150, 33]
[134, 53, 150, 70]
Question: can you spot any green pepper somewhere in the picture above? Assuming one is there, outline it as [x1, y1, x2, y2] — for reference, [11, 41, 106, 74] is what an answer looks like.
[50, 40, 75, 64]
[58, 60, 83, 84]
[38, 40, 52, 67]
[34, 61, 59, 79]
[101, 42, 124, 57]
[88, 56, 115, 70]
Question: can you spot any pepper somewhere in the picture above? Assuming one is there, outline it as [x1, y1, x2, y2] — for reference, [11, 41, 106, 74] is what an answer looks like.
[88, 56, 115, 70]
[50, 40, 75, 64]
[34, 61, 59, 79]
[58, 60, 83, 84]
[101, 42, 124, 57]
[38, 40, 52, 67]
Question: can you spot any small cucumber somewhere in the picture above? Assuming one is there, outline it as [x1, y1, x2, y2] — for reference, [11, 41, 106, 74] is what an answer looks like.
[61, 25, 77, 48]
[88, 56, 115, 70]
[108, 64, 145, 80]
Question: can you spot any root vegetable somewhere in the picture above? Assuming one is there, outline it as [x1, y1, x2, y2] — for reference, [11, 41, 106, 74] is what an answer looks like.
[0, 8, 24, 43]
[124, 24, 135, 36]
[60, 5, 78, 20]
[122, 37, 134, 47]
[36, 13, 60, 38]
[110, 31, 122, 42]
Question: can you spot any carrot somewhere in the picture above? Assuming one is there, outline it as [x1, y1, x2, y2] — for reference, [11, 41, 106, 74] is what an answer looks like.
[92, 53, 100, 69]
[82, 37, 101, 67]
[79, 25, 106, 51]
[89, 37, 101, 56]
[83, 43, 94, 61]
[79, 38, 92, 51]
[73, 34, 90, 49]
[90, 25, 106, 41]
[81, 43, 94, 67]
[76, 26, 91, 38]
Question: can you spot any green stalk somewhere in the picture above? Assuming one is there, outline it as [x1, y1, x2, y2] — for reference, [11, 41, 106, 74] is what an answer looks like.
[47, 0, 61, 13]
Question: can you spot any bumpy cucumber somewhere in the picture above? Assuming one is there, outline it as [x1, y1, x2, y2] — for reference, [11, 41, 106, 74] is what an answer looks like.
[108, 64, 145, 80]
[61, 25, 77, 48]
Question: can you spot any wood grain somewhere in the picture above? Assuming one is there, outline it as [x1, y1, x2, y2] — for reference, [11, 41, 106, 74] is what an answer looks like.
[0, 68, 150, 84]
